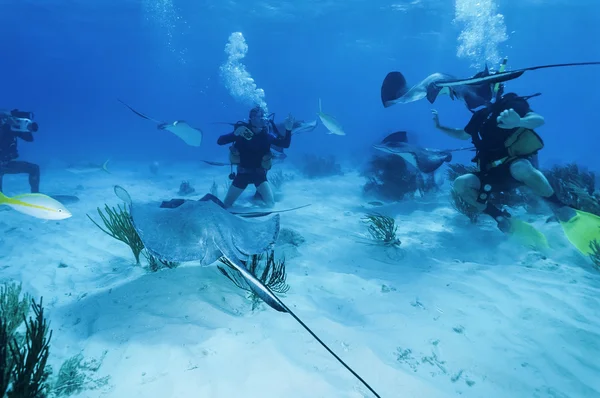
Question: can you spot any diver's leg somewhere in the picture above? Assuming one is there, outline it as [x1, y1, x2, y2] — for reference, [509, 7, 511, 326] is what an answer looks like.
[256, 182, 275, 208]
[509, 158, 574, 220]
[453, 173, 486, 211]
[1, 161, 40, 193]
[454, 172, 513, 229]
[223, 174, 247, 208]
[509, 159, 554, 197]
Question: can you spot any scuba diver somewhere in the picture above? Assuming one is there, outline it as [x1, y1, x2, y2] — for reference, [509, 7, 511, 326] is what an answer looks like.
[432, 84, 600, 255]
[0, 109, 40, 193]
[217, 106, 294, 208]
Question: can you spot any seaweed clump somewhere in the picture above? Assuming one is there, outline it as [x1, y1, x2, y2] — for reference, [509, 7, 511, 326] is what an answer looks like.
[1, 282, 51, 397]
[544, 163, 600, 216]
[362, 213, 401, 247]
[87, 204, 179, 271]
[218, 251, 289, 310]
[362, 155, 421, 201]
[1, 282, 110, 397]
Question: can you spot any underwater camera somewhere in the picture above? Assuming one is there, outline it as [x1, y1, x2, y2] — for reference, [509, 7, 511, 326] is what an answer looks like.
[7, 109, 38, 133]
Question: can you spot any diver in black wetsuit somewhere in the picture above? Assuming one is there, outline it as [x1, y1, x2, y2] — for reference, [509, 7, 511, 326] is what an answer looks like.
[0, 109, 40, 193]
[217, 106, 295, 208]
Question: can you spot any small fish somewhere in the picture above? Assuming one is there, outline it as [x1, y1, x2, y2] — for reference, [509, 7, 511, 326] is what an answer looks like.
[0, 191, 72, 220]
[66, 159, 110, 174]
[317, 98, 345, 136]
[201, 160, 229, 167]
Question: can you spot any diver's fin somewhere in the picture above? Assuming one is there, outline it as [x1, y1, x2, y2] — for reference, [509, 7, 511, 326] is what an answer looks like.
[507, 218, 549, 251]
[558, 209, 600, 255]
[117, 99, 164, 124]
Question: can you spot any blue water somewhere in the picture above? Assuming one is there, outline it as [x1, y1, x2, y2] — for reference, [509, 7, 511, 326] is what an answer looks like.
[3, 0, 598, 168]
[2, 0, 600, 397]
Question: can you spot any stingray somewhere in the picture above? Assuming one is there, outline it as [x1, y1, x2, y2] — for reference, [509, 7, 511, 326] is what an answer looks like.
[118, 99, 203, 147]
[372, 131, 473, 174]
[112, 185, 381, 397]
[381, 61, 600, 111]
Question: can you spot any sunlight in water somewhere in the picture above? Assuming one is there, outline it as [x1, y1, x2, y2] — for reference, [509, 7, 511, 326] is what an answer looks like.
[454, 0, 508, 69]
[219, 32, 268, 112]
[142, 0, 188, 65]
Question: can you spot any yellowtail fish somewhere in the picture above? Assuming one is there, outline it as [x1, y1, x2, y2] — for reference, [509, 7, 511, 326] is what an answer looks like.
[0, 191, 72, 220]
[317, 98, 345, 136]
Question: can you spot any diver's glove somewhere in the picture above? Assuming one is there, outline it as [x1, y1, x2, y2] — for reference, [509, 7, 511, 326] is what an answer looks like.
[497, 108, 521, 129]
[284, 113, 295, 132]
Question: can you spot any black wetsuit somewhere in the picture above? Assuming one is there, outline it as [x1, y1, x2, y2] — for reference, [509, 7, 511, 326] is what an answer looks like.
[464, 93, 537, 193]
[217, 122, 291, 189]
[0, 123, 40, 193]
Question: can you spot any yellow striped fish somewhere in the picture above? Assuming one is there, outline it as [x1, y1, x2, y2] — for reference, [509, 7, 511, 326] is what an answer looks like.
[0, 192, 72, 220]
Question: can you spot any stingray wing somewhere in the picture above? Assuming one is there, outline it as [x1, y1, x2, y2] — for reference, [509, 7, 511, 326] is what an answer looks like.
[164, 121, 203, 147]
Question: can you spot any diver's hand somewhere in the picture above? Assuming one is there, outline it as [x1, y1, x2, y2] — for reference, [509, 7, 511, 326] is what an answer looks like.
[284, 113, 295, 132]
[497, 109, 521, 129]
[431, 109, 440, 128]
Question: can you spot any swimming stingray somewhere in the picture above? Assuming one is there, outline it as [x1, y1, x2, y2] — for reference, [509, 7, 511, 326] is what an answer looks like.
[372, 131, 473, 174]
[118, 99, 203, 147]
[112, 185, 381, 397]
[381, 61, 600, 111]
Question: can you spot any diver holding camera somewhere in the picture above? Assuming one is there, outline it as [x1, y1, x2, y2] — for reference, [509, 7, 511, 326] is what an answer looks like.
[0, 109, 41, 193]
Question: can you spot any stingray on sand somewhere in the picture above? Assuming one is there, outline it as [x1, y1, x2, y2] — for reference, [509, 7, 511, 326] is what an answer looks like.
[373, 131, 473, 174]
[118, 99, 203, 147]
[113, 185, 381, 397]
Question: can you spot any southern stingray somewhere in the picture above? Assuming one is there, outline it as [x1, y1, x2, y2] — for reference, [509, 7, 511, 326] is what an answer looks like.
[118, 99, 203, 147]
[113, 185, 381, 397]
[381, 61, 600, 110]
[373, 131, 473, 174]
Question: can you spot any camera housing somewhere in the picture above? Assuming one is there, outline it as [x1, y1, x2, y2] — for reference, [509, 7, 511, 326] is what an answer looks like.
[2, 109, 39, 133]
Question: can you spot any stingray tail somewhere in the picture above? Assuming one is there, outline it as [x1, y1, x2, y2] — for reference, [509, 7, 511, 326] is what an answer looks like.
[221, 256, 382, 397]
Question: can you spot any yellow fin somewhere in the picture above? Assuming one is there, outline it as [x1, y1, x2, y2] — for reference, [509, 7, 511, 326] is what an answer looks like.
[508, 218, 549, 251]
[559, 209, 600, 255]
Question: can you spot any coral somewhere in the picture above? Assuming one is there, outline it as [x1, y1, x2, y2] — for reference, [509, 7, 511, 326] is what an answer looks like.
[87, 204, 145, 265]
[362, 213, 401, 247]
[143, 251, 180, 272]
[449, 189, 480, 224]
[298, 154, 343, 178]
[218, 251, 289, 310]
[362, 154, 423, 201]
[543, 163, 600, 216]
[1, 292, 52, 398]
[52, 352, 110, 397]
[277, 227, 305, 247]
[178, 180, 196, 196]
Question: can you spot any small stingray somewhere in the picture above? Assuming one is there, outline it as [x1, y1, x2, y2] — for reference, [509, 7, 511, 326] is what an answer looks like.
[112, 185, 381, 397]
[118, 99, 202, 147]
[381, 69, 492, 111]
[381, 61, 600, 111]
[372, 131, 473, 174]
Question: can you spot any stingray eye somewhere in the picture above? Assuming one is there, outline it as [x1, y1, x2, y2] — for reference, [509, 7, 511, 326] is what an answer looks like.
[58, 209, 62, 212]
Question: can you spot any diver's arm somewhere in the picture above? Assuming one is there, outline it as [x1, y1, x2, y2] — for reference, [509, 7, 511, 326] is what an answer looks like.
[271, 129, 292, 149]
[431, 109, 470, 140]
[217, 133, 236, 145]
[16, 132, 33, 142]
[518, 112, 545, 129]
[435, 125, 470, 140]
